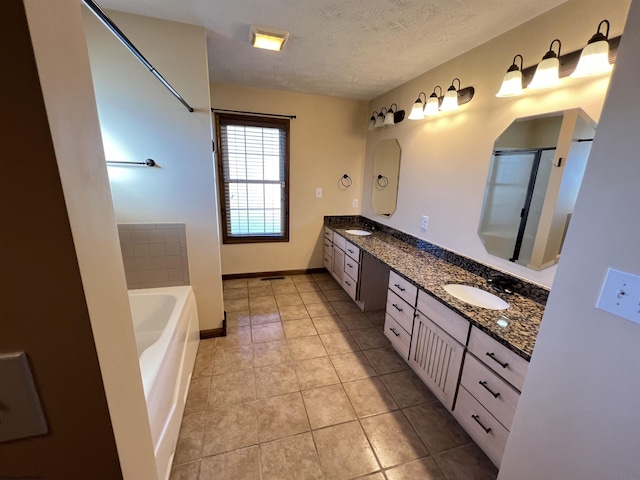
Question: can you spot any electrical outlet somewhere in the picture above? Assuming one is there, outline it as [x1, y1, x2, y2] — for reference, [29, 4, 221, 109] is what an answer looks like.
[352, 199, 358, 208]
[421, 215, 429, 231]
[315, 187, 322, 198]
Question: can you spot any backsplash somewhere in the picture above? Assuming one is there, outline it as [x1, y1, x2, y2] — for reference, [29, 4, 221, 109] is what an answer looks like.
[117, 223, 190, 289]
[325, 215, 550, 305]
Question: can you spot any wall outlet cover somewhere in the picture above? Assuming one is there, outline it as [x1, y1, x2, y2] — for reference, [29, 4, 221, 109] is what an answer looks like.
[352, 199, 358, 208]
[596, 268, 640, 325]
[315, 187, 323, 198]
[421, 215, 429, 230]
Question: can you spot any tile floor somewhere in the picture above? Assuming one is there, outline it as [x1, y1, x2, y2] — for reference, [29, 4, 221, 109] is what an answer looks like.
[169, 273, 498, 480]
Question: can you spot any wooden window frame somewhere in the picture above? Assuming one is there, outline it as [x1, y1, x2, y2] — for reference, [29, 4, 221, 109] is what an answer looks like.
[214, 113, 290, 244]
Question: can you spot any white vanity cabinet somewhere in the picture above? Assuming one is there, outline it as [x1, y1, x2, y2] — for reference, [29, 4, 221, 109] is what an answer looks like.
[322, 227, 333, 271]
[384, 271, 418, 360]
[409, 290, 470, 410]
[453, 326, 529, 467]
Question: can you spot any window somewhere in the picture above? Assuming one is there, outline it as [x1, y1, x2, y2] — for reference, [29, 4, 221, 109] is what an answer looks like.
[215, 113, 290, 244]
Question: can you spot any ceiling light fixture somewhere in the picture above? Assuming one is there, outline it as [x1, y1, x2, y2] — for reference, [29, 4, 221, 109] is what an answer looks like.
[571, 19, 613, 78]
[425, 86, 443, 116]
[408, 92, 427, 120]
[496, 54, 524, 97]
[527, 39, 562, 89]
[250, 25, 289, 51]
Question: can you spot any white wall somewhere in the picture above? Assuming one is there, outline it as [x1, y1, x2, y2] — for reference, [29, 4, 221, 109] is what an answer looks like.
[83, 10, 225, 330]
[210, 83, 368, 275]
[499, 0, 640, 476]
[363, 0, 630, 288]
[23, 0, 157, 477]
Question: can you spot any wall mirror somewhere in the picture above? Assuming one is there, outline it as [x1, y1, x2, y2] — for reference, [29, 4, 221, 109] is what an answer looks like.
[372, 139, 401, 217]
[478, 109, 596, 270]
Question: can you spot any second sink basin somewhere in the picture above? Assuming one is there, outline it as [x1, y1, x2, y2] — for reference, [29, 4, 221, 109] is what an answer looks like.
[345, 229, 372, 236]
[443, 284, 509, 310]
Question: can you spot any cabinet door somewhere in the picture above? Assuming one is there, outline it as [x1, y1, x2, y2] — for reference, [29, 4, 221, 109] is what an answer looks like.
[409, 314, 465, 410]
[331, 247, 345, 283]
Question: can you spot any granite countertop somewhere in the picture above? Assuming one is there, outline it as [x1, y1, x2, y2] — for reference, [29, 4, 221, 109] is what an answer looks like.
[326, 225, 544, 361]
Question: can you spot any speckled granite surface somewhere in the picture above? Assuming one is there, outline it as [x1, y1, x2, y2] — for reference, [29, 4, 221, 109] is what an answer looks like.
[325, 216, 548, 361]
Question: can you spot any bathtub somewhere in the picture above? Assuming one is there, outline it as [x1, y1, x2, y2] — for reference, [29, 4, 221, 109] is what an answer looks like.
[129, 286, 200, 480]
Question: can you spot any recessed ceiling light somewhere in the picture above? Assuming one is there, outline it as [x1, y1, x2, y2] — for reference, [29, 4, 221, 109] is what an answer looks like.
[250, 25, 289, 52]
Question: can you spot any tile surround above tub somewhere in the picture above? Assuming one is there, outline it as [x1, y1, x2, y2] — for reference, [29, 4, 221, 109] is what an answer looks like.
[118, 223, 190, 289]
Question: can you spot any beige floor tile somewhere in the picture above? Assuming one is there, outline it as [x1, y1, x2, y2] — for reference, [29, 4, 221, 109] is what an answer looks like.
[385, 457, 446, 480]
[279, 304, 311, 321]
[250, 311, 281, 325]
[223, 297, 250, 312]
[224, 279, 248, 289]
[276, 293, 304, 307]
[288, 336, 328, 360]
[249, 295, 278, 311]
[253, 340, 291, 368]
[313, 421, 380, 480]
[223, 287, 248, 300]
[255, 392, 310, 443]
[343, 377, 398, 418]
[366, 310, 386, 330]
[212, 345, 253, 375]
[173, 412, 205, 465]
[295, 282, 322, 293]
[299, 291, 328, 304]
[302, 384, 357, 429]
[322, 288, 351, 302]
[330, 300, 361, 314]
[248, 284, 274, 297]
[340, 312, 374, 330]
[319, 331, 360, 355]
[311, 272, 333, 282]
[330, 351, 377, 382]
[379, 370, 437, 408]
[215, 326, 252, 349]
[198, 338, 217, 352]
[260, 432, 324, 480]
[433, 444, 498, 480]
[192, 348, 214, 378]
[208, 370, 256, 408]
[255, 363, 300, 399]
[283, 319, 318, 338]
[312, 315, 347, 334]
[251, 322, 285, 344]
[306, 302, 337, 317]
[292, 274, 316, 284]
[169, 460, 200, 480]
[359, 474, 386, 480]
[226, 311, 251, 327]
[247, 277, 272, 287]
[294, 356, 340, 390]
[184, 375, 210, 415]
[361, 411, 428, 468]
[363, 346, 409, 375]
[272, 282, 299, 294]
[202, 403, 258, 456]
[316, 279, 342, 291]
[199, 446, 260, 480]
[403, 402, 472, 454]
[350, 328, 390, 350]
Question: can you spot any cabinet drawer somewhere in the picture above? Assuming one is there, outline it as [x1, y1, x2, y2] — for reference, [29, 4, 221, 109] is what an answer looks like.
[468, 326, 529, 391]
[388, 271, 418, 306]
[460, 353, 520, 431]
[333, 233, 346, 251]
[454, 386, 508, 467]
[323, 227, 333, 242]
[323, 254, 332, 272]
[342, 275, 357, 300]
[385, 290, 414, 334]
[344, 256, 359, 282]
[323, 240, 333, 258]
[384, 314, 410, 359]
[344, 241, 361, 262]
[417, 290, 470, 345]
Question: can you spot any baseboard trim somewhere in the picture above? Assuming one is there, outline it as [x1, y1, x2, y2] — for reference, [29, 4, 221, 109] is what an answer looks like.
[222, 267, 326, 281]
[200, 314, 227, 339]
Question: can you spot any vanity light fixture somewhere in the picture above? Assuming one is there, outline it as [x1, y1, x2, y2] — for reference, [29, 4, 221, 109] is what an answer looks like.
[374, 108, 387, 128]
[571, 20, 613, 78]
[250, 25, 289, 51]
[424, 86, 442, 116]
[440, 78, 461, 111]
[527, 39, 562, 89]
[408, 92, 427, 120]
[383, 104, 397, 126]
[368, 112, 378, 130]
[496, 54, 525, 97]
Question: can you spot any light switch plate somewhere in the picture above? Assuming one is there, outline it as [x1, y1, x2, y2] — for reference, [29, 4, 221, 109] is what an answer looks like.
[0, 352, 48, 443]
[596, 268, 640, 325]
[315, 187, 322, 198]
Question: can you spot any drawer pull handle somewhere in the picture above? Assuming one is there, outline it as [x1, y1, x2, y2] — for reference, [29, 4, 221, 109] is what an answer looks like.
[325, 243, 330, 247]
[479, 381, 501, 398]
[389, 327, 400, 337]
[345, 281, 351, 286]
[324, 258, 329, 262]
[392, 303, 403, 312]
[393, 283, 406, 292]
[471, 414, 492, 434]
[486, 352, 509, 369]
[348, 249, 355, 254]
[347, 263, 353, 268]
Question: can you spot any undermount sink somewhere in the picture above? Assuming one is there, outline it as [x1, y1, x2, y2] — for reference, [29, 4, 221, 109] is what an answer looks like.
[345, 229, 372, 236]
[443, 284, 509, 310]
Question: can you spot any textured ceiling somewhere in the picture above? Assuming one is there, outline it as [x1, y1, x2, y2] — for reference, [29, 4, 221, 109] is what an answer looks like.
[96, 0, 568, 100]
